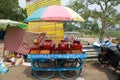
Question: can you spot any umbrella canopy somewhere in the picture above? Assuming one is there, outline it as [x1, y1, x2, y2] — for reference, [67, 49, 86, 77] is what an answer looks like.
[0, 19, 27, 31]
[25, 5, 85, 22]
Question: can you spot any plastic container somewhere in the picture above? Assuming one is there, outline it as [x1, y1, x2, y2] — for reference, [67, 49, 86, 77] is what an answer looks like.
[0, 63, 9, 74]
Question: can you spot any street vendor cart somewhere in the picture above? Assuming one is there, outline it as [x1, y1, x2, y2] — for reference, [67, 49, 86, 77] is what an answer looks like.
[25, 5, 86, 79]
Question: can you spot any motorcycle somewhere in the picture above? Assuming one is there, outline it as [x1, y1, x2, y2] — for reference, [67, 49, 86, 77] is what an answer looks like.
[98, 40, 120, 72]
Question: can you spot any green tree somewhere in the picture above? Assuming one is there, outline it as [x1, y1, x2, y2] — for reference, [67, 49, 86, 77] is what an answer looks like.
[0, 0, 26, 21]
[88, 0, 120, 40]
[67, 0, 99, 34]
[63, 23, 79, 31]
[91, 22, 100, 34]
[67, 0, 86, 24]
[67, 0, 120, 40]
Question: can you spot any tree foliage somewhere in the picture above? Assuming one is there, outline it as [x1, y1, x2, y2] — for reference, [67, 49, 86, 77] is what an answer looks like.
[66, 0, 120, 39]
[66, 0, 100, 34]
[0, 0, 26, 21]
[63, 23, 79, 31]
[88, 0, 120, 40]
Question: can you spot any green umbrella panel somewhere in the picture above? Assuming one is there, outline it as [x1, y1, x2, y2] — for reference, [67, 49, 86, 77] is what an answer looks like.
[0, 19, 27, 31]
[0, 23, 27, 31]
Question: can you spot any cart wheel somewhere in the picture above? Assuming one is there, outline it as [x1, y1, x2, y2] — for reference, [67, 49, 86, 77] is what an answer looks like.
[39, 59, 55, 68]
[32, 59, 41, 68]
[59, 69, 82, 79]
[32, 59, 55, 68]
[31, 59, 55, 79]
[58, 59, 78, 67]
[59, 59, 83, 79]
[32, 69, 55, 79]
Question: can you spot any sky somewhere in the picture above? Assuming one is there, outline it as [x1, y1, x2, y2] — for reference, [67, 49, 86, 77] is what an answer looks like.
[18, 0, 120, 29]
[18, 0, 69, 8]
[18, 0, 26, 8]
[19, 0, 120, 13]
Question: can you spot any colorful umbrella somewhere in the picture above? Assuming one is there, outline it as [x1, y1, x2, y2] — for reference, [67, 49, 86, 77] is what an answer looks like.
[24, 6, 85, 44]
[24, 5, 85, 22]
[0, 19, 27, 31]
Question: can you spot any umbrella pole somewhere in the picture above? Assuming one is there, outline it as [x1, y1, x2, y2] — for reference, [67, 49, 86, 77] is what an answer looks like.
[54, 22, 57, 47]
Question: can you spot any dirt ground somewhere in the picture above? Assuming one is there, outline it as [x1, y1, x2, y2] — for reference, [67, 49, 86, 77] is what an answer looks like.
[0, 39, 120, 80]
[0, 61, 120, 80]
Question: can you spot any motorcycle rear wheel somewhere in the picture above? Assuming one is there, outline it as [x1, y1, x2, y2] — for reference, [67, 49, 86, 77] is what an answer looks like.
[98, 54, 109, 65]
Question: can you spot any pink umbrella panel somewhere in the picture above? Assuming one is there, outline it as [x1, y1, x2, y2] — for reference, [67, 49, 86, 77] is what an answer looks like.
[25, 6, 85, 22]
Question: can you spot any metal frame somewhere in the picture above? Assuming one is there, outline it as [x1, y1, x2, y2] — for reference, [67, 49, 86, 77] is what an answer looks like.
[27, 52, 87, 79]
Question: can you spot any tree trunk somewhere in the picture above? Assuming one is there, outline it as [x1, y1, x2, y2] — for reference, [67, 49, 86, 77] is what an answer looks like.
[100, 30, 105, 42]
[100, 21, 107, 41]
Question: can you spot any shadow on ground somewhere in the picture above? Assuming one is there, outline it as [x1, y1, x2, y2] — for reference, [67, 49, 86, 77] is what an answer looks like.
[91, 61, 120, 80]
[23, 66, 38, 80]
[23, 66, 65, 80]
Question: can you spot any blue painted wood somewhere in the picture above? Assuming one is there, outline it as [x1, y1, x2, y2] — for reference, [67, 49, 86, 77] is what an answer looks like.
[27, 52, 87, 59]
[31, 58, 83, 71]
[32, 67, 82, 71]
[29, 53, 86, 79]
